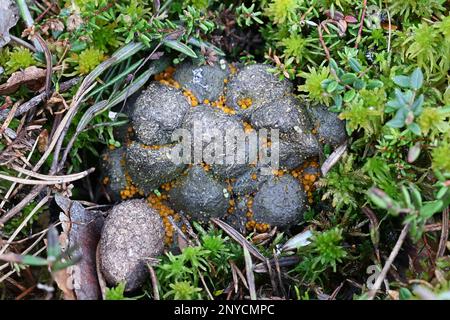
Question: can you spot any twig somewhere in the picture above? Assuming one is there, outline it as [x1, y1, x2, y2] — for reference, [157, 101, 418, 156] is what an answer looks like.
[199, 271, 214, 300]
[34, 2, 54, 23]
[317, 24, 331, 61]
[273, 250, 286, 298]
[0, 185, 45, 228]
[229, 260, 248, 289]
[367, 223, 410, 300]
[147, 264, 160, 300]
[10, 35, 36, 52]
[354, 0, 368, 49]
[321, 143, 347, 176]
[265, 258, 279, 297]
[386, 8, 392, 53]
[0, 195, 50, 256]
[243, 246, 256, 300]
[436, 207, 449, 261]
[33, 34, 53, 99]
[0, 77, 81, 122]
[9, 164, 94, 181]
[330, 281, 344, 300]
[211, 218, 266, 262]
[0, 139, 39, 209]
[362, 207, 381, 263]
[0, 168, 94, 185]
[0, 101, 20, 135]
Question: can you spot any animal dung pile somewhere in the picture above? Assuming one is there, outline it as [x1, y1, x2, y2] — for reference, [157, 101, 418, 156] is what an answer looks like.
[99, 60, 346, 289]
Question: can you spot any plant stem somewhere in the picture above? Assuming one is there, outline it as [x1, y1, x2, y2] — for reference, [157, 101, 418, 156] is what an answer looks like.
[15, 0, 43, 51]
[367, 223, 410, 300]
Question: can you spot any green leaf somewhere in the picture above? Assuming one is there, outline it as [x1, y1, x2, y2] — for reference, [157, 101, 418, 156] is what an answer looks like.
[393, 75, 411, 88]
[394, 88, 407, 106]
[334, 94, 342, 109]
[368, 187, 394, 210]
[401, 185, 411, 207]
[399, 288, 413, 300]
[408, 123, 421, 136]
[411, 94, 424, 116]
[326, 80, 339, 93]
[106, 282, 127, 300]
[353, 79, 366, 90]
[386, 109, 407, 128]
[410, 68, 423, 90]
[163, 40, 197, 58]
[386, 99, 403, 112]
[366, 79, 384, 89]
[343, 89, 356, 102]
[409, 184, 422, 208]
[420, 200, 443, 218]
[52, 256, 82, 271]
[349, 58, 362, 73]
[341, 73, 357, 85]
[436, 186, 448, 199]
[321, 79, 333, 89]
[329, 59, 339, 72]
[21, 255, 48, 266]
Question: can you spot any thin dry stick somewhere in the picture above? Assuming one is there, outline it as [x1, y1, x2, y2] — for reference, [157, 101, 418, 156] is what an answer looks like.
[199, 271, 214, 300]
[354, 0, 368, 49]
[0, 185, 45, 228]
[265, 258, 279, 297]
[273, 249, 286, 298]
[0, 246, 46, 283]
[0, 78, 80, 122]
[0, 227, 48, 273]
[367, 223, 410, 300]
[33, 34, 52, 98]
[148, 264, 160, 300]
[436, 207, 449, 260]
[0, 101, 20, 135]
[10, 35, 36, 52]
[5, 222, 61, 245]
[317, 24, 331, 61]
[386, 8, 392, 53]
[0, 110, 37, 212]
[9, 164, 94, 181]
[0, 195, 50, 256]
[32, 83, 96, 172]
[243, 246, 257, 300]
[0, 168, 94, 185]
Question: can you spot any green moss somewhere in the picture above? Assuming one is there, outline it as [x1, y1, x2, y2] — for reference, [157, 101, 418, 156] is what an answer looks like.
[388, 0, 446, 20]
[75, 47, 105, 74]
[432, 140, 450, 173]
[298, 66, 332, 106]
[265, 0, 302, 24]
[5, 48, 36, 74]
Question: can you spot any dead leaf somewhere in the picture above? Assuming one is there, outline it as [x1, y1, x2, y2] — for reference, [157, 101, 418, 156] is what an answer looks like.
[388, 290, 399, 300]
[0, 0, 19, 48]
[211, 218, 266, 262]
[381, 22, 398, 31]
[281, 229, 313, 252]
[53, 268, 76, 300]
[344, 15, 358, 24]
[55, 194, 105, 300]
[67, 13, 83, 32]
[0, 66, 46, 95]
[37, 129, 49, 153]
[320, 142, 347, 176]
[243, 246, 256, 300]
